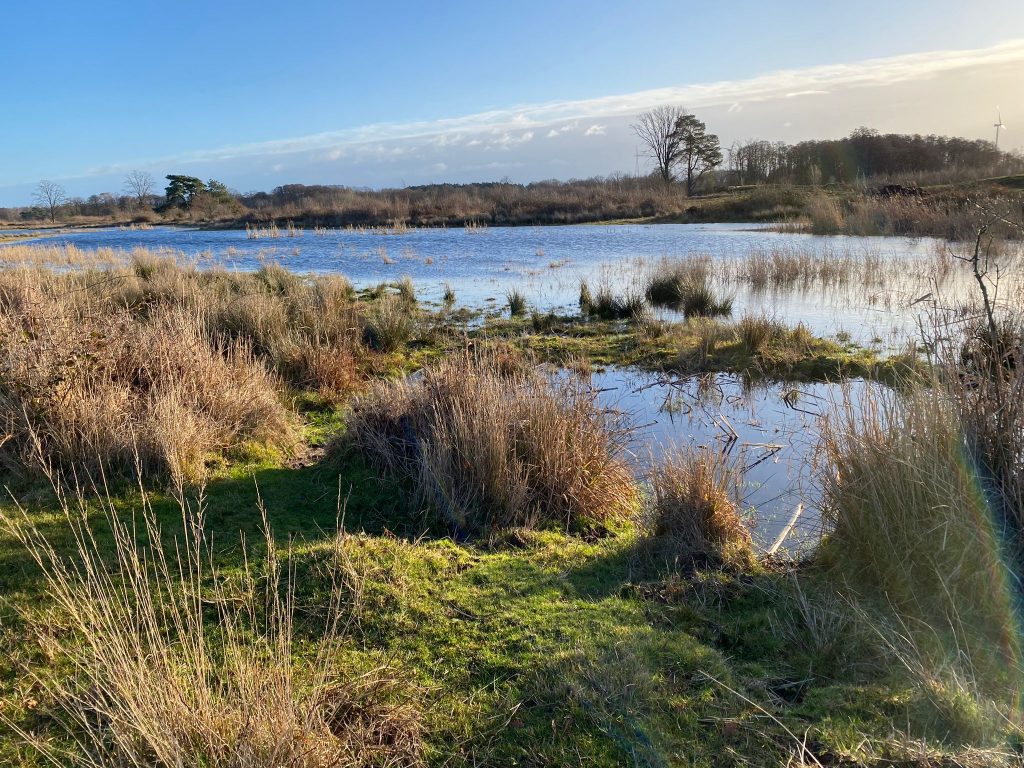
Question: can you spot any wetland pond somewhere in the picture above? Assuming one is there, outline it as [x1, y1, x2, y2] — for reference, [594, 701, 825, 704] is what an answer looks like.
[3, 222, 975, 346]
[5, 222, 993, 549]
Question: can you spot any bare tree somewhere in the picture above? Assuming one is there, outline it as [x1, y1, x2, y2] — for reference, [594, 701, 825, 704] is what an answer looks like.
[123, 170, 155, 207]
[632, 105, 686, 183]
[33, 180, 67, 223]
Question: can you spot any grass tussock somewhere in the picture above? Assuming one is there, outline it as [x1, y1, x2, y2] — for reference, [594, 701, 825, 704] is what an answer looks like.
[645, 258, 732, 318]
[506, 289, 527, 317]
[647, 446, 753, 568]
[736, 313, 813, 356]
[0, 487, 423, 767]
[579, 280, 647, 320]
[0, 294, 296, 484]
[348, 354, 639, 534]
[820, 386, 1019, 690]
[364, 294, 416, 352]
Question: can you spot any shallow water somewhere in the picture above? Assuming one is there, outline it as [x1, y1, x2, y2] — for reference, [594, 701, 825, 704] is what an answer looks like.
[3, 222, 952, 344]
[589, 367, 873, 552]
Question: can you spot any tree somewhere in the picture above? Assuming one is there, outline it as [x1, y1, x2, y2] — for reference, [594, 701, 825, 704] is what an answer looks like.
[123, 171, 155, 207]
[673, 114, 723, 196]
[205, 179, 234, 204]
[164, 175, 206, 208]
[632, 105, 686, 183]
[33, 180, 67, 223]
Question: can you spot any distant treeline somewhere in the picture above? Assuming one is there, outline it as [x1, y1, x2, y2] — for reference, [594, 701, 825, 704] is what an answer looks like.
[726, 127, 1020, 186]
[1, 127, 1021, 227]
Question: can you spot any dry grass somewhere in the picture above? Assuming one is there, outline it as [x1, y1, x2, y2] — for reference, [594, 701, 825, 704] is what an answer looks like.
[0, 251, 388, 480]
[364, 294, 416, 352]
[647, 446, 753, 568]
[802, 192, 1004, 239]
[730, 244, 888, 291]
[347, 354, 639, 534]
[819, 386, 1019, 689]
[0, 482, 422, 767]
[0, 289, 296, 484]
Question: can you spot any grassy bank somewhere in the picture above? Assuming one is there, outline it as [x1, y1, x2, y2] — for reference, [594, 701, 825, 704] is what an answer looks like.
[0, 245, 1022, 766]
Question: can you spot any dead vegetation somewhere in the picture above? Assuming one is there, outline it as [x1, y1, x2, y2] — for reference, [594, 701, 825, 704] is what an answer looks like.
[347, 353, 639, 534]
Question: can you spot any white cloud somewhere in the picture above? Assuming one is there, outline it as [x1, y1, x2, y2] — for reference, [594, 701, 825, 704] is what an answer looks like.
[145, 38, 1021, 167]
[727, 102, 743, 113]
[785, 89, 830, 98]
[492, 130, 535, 148]
[584, 124, 606, 136]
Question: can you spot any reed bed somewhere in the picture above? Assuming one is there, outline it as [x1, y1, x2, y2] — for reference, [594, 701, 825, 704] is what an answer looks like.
[245, 221, 281, 239]
[347, 354, 639, 534]
[729, 244, 888, 291]
[0, 485, 422, 767]
[801, 192, 1010, 239]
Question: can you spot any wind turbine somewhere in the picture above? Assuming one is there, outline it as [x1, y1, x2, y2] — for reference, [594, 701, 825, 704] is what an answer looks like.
[994, 107, 1007, 150]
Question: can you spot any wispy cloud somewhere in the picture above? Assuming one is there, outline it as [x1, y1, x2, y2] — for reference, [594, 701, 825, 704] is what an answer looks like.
[785, 89, 830, 98]
[23, 39, 1024, 182]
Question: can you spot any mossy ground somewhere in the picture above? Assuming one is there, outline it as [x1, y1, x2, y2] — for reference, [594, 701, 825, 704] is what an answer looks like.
[471, 313, 911, 383]
[0, 310, 1006, 766]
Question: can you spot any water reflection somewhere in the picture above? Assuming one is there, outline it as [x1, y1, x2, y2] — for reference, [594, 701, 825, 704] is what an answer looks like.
[1, 222, 950, 342]
[587, 367, 872, 552]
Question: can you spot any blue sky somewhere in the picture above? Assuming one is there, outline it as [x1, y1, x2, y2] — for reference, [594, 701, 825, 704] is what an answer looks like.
[1, 0, 1023, 204]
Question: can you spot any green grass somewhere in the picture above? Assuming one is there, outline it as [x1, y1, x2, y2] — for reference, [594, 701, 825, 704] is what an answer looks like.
[475, 313, 898, 382]
[0, 397, 1016, 766]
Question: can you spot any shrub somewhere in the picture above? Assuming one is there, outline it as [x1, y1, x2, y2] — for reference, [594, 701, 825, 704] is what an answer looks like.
[647, 446, 753, 568]
[348, 355, 639, 534]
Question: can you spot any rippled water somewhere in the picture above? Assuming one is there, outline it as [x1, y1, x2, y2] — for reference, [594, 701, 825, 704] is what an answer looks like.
[4, 222, 947, 343]
[589, 367, 872, 552]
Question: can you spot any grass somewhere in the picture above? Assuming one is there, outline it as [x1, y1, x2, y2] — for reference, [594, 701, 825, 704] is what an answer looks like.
[1, 482, 422, 767]
[364, 294, 417, 352]
[506, 288, 527, 317]
[646, 446, 754, 569]
[346, 353, 639, 535]
[579, 280, 647, 320]
[0, 243, 1020, 765]
[645, 257, 733, 318]
[818, 384, 1024, 745]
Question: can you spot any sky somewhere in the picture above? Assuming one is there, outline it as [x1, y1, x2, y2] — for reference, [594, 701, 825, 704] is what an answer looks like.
[1, 0, 1023, 206]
